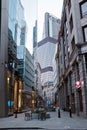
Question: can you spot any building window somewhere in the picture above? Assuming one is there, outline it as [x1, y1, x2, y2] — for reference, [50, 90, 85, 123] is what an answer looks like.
[69, 15, 73, 33]
[85, 53, 87, 73]
[71, 37, 75, 51]
[80, 1, 87, 18]
[83, 26, 87, 42]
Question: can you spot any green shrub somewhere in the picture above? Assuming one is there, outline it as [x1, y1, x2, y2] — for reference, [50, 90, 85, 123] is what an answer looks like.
[32, 108, 46, 113]
[33, 109, 39, 113]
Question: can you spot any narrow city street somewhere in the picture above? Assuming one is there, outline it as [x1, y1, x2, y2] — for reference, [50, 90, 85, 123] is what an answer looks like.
[0, 109, 87, 130]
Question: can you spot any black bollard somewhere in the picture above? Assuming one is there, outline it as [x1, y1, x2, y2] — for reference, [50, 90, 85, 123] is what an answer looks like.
[69, 107, 72, 118]
[14, 108, 17, 118]
[58, 107, 61, 118]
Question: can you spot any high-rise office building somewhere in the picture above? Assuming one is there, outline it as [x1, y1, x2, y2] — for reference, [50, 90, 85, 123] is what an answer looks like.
[17, 46, 34, 109]
[43, 12, 61, 40]
[0, 0, 27, 117]
[33, 20, 37, 48]
[37, 37, 57, 84]
[33, 20, 38, 90]
[33, 20, 38, 67]
[20, 20, 27, 45]
[37, 13, 60, 103]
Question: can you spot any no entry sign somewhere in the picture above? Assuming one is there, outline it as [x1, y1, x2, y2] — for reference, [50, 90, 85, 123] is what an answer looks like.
[75, 81, 84, 89]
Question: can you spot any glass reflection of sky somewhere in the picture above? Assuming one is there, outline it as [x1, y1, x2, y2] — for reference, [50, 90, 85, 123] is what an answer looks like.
[8, 0, 25, 45]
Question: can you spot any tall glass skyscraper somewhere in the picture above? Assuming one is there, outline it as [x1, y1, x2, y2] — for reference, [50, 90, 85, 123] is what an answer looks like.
[17, 46, 34, 109]
[0, 0, 27, 117]
[37, 13, 60, 103]
[8, 0, 25, 45]
[20, 20, 27, 45]
[43, 12, 61, 40]
[37, 37, 58, 85]
[33, 20, 37, 48]
[7, 0, 26, 115]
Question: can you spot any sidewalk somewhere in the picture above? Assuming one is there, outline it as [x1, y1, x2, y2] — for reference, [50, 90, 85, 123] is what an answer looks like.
[0, 110, 87, 129]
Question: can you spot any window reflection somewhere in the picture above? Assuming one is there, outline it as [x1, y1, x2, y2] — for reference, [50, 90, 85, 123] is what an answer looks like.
[81, 1, 87, 18]
[83, 26, 87, 42]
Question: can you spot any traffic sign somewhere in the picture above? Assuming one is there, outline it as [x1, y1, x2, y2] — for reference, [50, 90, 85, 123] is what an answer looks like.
[75, 81, 84, 89]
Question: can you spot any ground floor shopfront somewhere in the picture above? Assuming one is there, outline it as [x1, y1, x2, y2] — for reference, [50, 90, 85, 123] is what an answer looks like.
[6, 70, 33, 116]
[7, 70, 23, 115]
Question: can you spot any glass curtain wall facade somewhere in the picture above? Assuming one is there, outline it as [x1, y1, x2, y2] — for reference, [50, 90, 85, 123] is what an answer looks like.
[36, 13, 60, 105]
[42, 12, 60, 40]
[8, 0, 24, 44]
[17, 46, 34, 109]
[7, 0, 25, 114]
[33, 20, 37, 48]
[8, 0, 16, 114]
[20, 20, 27, 45]
[0, 0, 26, 117]
[37, 37, 58, 104]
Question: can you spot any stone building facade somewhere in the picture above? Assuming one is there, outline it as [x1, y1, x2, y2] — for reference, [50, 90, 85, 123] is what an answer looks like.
[56, 0, 87, 117]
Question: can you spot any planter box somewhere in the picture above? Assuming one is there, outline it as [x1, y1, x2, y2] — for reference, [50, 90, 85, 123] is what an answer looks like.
[32, 113, 39, 119]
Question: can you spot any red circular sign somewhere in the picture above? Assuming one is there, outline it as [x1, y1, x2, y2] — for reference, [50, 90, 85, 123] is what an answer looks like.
[75, 81, 81, 89]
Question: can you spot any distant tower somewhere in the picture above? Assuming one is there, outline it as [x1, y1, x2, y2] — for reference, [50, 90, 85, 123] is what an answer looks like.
[33, 20, 38, 89]
[37, 12, 61, 103]
[33, 20, 38, 63]
[37, 13, 61, 85]
[20, 20, 27, 45]
[33, 20, 37, 48]
[43, 12, 60, 40]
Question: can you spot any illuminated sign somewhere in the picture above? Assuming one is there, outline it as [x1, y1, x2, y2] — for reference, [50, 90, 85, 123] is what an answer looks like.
[75, 81, 84, 89]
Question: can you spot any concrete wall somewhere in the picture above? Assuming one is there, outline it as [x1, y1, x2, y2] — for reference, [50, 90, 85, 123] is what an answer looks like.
[0, 0, 8, 117]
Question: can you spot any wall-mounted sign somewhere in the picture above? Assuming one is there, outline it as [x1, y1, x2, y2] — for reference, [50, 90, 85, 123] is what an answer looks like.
[75, 81, 84, 89]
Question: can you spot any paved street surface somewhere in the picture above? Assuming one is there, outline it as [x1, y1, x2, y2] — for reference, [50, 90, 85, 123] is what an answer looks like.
[0, 109, 87, 130]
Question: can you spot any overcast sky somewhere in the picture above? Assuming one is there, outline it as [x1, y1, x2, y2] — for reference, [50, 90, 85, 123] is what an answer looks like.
[21, 0, 63, 54]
